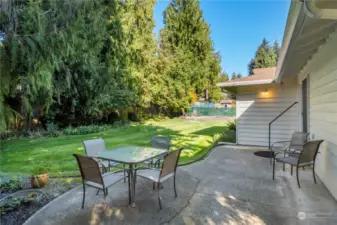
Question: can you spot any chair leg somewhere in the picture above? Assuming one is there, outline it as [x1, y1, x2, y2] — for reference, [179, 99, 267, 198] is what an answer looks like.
[82, 183, 86, 209]
[313, 163, 317, 184]
[283, 151, 286, 172]
[124, 164, 126, 183]
[128, 171, 131, 204]
[296, 166, 301, 188]
[133, 170, 137, 204]
[96, 190, 100, 195]
[157, 183, 162, 210]
[272, 157, 276, 180]
[291, 165, 293, 175]
[103, 189, 108, 208]
[174, 175, 177, 198]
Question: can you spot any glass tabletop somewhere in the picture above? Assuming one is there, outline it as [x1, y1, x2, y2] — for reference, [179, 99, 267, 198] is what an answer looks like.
[97, 146, 168, 164]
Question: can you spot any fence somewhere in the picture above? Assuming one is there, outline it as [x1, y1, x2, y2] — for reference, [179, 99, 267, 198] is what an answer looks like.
[188, 107, 236, 117]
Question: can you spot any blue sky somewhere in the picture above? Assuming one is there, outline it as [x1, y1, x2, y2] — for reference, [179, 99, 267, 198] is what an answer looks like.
[154, 0, 290, 77]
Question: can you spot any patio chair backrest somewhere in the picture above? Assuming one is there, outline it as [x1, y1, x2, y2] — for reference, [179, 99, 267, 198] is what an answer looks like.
[151, 136, 171, 150]
[290, 132, 309, 148]
[73, 154, 104, 185]
[298, 140, 324, 164]
[83, 138, 106, 157]
[160, 148, 183, 178]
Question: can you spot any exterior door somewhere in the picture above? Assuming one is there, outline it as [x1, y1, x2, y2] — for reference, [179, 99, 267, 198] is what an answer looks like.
[302, 78, 309, 132]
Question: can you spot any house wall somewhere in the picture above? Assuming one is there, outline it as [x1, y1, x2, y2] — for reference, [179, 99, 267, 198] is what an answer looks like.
[298, 31, 337, 199]
[236, 82, 299, 146]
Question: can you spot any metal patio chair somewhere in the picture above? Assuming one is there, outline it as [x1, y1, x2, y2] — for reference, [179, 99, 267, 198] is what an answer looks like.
[271, 132, 309, 168]
[73, 154, 129, 209]
[135, 148, 183, 209]
[83, 139, 125, 179]
[144, 136, 171, 168]
[272, 140, 324, 188]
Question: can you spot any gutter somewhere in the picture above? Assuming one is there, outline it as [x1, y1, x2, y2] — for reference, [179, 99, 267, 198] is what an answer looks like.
[304, 0, 337, 20]
[275, 1, 307, 83]
[217, 79, 274, 88]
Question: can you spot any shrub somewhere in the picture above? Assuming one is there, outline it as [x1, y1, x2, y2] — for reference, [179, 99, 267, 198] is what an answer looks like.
[62, 127, 78, 135]
[226, 120, 236, 132]
[46, 123, 60, 137]
[62, 124, 114, 135]
[0, 131, 18, 140]
[30, 165, 49, 175]
[113, 120, 130, 128]
[27, 131, 43, 139]
[0, 178, 22, 192]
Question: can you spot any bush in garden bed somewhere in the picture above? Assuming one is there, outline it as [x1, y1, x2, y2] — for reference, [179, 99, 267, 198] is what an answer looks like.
[0, 122, 131, 140]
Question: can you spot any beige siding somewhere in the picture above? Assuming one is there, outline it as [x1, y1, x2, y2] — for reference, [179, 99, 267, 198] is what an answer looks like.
[302, 31, 337, 200]
[236, 83, 299, 146]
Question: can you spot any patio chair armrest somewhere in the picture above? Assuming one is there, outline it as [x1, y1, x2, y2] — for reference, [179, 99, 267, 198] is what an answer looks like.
[92, 158, 106, 167]
[271, 141, 290, 151]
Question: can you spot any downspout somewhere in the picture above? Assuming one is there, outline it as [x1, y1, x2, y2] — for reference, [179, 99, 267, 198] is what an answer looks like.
[303, 0, 337, 19]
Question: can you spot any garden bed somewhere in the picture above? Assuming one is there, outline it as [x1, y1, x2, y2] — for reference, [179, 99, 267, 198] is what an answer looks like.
[0, 178, 81, 225]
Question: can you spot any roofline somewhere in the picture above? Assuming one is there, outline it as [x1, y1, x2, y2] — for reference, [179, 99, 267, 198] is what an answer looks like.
[276, 0, 337, 82]
[275, 0, 305, 83]
[217, 79, 275, 87]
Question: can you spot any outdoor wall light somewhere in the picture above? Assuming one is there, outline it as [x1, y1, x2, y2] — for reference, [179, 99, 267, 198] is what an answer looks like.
[263, 89, 268, 96]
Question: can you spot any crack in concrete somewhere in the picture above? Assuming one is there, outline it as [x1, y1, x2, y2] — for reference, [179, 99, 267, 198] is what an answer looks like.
[161, 179, 200, 225]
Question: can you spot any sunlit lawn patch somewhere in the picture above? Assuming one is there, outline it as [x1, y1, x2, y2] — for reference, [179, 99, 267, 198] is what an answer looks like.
[0, 119, 232, 176]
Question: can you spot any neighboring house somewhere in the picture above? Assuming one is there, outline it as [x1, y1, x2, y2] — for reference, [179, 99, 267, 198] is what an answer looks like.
[219, 100, 232, 108]
[218, 0, 337, 199]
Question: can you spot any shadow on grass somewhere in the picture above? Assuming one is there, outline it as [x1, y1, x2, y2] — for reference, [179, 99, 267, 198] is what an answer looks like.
[191, 126, 228, 137]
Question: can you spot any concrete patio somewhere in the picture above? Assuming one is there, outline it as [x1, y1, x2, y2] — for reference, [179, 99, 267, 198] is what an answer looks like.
[24, 145, 337, 225]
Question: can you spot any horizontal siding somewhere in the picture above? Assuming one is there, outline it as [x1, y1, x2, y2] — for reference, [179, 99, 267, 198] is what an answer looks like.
[307, 31, 337, 200]
[237, 83, 299, 147]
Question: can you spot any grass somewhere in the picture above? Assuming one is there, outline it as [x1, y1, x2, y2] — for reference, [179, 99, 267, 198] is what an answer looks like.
[0, 119, 234, 177]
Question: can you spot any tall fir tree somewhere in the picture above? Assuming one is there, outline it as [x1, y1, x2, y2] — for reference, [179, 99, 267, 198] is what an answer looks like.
[119, 0, 157, 109]
[248, 38, 278, 75]
[273, 40, 280, 62]
[160, 0, 221, 106]
[231, 72, 237, 80]
[237, 73, 242, 79]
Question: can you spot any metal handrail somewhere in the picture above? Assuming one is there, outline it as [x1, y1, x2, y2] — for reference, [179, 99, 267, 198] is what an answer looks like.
[268, 102, 298, 149]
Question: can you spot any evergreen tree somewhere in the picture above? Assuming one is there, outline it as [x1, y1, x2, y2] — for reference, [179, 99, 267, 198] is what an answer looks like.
[218, 72, 229, 82]
[248, 59, 255, 76]
[237, 73, 242, 79]
[231, 72, 237, 80]
[0, 0, 224, 129]
[273, 40, 280, 62]
[119, 0, 157, 109]
[248, 38, 278, 75]
[160, 0, 221, 107]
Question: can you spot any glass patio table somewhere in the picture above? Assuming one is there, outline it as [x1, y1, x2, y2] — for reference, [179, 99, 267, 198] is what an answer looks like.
[98, 146, 168, 207]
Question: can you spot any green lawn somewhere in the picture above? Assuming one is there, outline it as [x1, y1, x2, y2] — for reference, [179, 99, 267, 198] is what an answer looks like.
[0, 119, 233, 177]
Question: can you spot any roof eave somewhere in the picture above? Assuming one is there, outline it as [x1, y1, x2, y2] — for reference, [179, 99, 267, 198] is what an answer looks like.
[275, 0, 305, 83]
[217, 79, 275, 88]
[276, 0, 337, 82]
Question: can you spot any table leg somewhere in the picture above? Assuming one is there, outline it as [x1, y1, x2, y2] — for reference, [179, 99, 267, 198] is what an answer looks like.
[132, 165, 137, 207]
[128, 167, 131, 204]
[128, 164, 137, 207]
